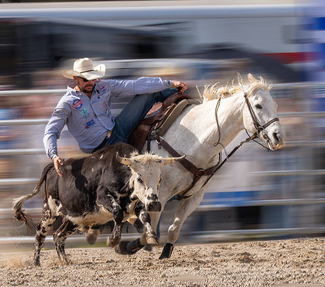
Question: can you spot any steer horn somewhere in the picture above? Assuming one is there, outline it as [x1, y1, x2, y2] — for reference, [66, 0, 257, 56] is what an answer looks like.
[163, 155, 185, 166]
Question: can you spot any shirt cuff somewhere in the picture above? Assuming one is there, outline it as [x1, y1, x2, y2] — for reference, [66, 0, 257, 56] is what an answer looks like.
[165, 80, 172, 88]
[50, 151, 58, 160]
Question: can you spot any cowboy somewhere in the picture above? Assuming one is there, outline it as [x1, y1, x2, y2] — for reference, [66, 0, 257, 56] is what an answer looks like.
[43, 58, 187, 176]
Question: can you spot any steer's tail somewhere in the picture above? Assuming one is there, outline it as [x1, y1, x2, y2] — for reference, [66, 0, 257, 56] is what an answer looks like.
[12, 163, 54, 228]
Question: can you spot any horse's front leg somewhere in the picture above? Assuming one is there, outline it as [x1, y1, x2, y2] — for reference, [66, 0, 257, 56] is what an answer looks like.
[159, 188, 206, 260]
[96, 185, 123, 248]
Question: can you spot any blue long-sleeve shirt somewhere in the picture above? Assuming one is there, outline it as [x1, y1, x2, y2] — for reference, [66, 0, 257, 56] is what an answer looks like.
[43, 77, 172, 158]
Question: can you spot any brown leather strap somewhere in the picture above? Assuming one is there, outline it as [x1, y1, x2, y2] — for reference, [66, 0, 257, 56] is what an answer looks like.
[262, 117, 279, 129]
[159, 138, 204, 177]
[150, 132, 221, 199]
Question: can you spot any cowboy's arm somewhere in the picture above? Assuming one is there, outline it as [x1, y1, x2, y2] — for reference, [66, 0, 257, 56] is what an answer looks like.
[108, 77, 187, 97]
[43, 101, 71, 177]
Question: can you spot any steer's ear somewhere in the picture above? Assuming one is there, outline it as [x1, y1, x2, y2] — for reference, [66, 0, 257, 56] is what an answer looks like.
[116, 153, 132, 166]
[163, 155, 185, 166]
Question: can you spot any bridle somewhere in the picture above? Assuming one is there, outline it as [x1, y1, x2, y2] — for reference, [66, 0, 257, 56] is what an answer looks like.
[243, 92, 279, 141]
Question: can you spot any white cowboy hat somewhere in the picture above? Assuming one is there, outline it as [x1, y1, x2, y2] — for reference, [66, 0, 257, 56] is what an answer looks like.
[62, 58, 105, 80]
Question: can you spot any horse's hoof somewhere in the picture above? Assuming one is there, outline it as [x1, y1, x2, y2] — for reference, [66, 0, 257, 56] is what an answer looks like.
[159, 243, 174, 260]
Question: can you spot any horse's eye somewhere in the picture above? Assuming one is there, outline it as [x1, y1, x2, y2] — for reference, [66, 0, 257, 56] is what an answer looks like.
[255, 104, 262, 109]
[137, 177, 143, 183]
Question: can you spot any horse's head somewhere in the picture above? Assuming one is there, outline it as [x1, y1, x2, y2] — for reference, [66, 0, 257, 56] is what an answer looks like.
[116, 152, 184, 212]
[241, 74, 285, 150]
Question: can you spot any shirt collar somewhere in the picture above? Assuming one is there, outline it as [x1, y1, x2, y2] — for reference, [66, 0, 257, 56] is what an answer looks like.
[66, 83, 98, 97]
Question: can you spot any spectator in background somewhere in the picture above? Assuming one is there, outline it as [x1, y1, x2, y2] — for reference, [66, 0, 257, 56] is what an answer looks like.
[0, 96, 18, 180]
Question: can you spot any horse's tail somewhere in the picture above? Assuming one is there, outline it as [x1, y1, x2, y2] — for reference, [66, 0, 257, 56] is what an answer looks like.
[12, 163, 54, 229]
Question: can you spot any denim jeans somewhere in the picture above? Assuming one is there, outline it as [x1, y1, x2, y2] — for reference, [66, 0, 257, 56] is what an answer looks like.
[104, 88, 177, 147]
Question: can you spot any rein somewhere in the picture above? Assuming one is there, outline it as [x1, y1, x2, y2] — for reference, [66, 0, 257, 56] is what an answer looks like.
[150, 132, 222, 199]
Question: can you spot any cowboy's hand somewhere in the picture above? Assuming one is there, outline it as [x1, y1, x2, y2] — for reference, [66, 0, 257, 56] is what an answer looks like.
[171, 81, 187, 94]
[53, 156, 64, 177]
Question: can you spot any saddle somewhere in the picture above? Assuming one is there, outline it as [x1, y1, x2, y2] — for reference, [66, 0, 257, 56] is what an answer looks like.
[128, 92, 200, 151]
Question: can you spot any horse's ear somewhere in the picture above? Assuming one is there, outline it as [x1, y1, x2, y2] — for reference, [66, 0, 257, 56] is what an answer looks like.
[116, 153, 132, 166]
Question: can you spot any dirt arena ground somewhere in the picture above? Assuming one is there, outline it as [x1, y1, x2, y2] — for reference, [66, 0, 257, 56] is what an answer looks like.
[0, 237, 324, 287]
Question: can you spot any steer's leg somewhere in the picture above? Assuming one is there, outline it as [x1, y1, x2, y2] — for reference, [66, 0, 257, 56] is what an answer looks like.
[127, 216, 144, 233]
[34, 215, 58, 266]
[114, 201, 158, 255]
[96, 185, 123, 248]
[53, 218, 78, 264]
[135, 202, 158, 245]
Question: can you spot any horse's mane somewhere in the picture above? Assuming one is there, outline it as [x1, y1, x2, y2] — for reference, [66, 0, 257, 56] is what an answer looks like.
[201, 73, 272, 102]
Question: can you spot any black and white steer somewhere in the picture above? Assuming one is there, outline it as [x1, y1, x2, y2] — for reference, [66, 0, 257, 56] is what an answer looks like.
[13, 143, 183, 266]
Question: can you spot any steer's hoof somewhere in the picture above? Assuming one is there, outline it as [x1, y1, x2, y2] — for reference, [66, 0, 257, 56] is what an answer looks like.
[146, 236, 159, 246]
[85, 228, 100, 245]
[85, 233, 97, 245]
[107, 236, 120, 248]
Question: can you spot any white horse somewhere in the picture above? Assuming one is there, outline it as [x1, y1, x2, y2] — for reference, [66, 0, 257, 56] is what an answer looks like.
[116, 73, 286, 259]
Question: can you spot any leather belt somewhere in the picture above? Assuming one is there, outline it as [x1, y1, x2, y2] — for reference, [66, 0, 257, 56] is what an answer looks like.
[93, 130, 112, 153]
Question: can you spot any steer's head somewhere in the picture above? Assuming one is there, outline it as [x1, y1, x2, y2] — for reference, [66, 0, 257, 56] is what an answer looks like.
[116, 152, 184, 212]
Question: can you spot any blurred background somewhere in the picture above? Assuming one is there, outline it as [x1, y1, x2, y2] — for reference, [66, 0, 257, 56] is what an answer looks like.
[1, 0, 325, 249]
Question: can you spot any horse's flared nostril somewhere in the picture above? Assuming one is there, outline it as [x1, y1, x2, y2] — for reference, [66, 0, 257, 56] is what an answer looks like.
[273, 132, 280, 143]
